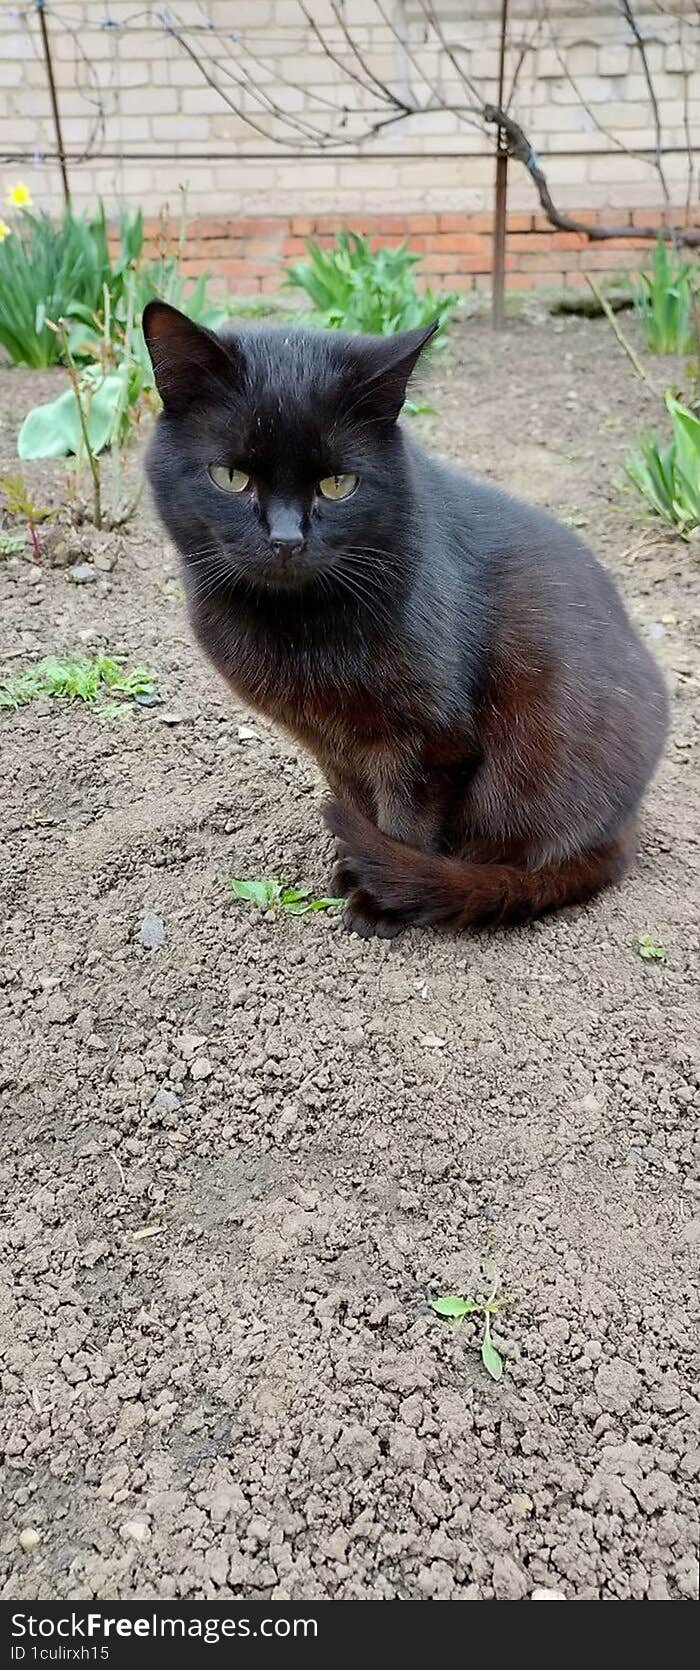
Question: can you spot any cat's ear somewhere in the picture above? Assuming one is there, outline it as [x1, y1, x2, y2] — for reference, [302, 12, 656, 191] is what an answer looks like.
[142, 300, 240, 414]
[350, 320, 439, 422]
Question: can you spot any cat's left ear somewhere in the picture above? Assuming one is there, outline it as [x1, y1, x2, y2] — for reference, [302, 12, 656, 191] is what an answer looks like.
[350, 320, 439, 422]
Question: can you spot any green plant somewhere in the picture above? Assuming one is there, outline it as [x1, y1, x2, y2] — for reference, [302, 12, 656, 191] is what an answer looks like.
[229, 877, 344, 915]
[632, 238, 697, 355]
[0, 530, 25, 557]
[637, 933, 667, 962]
[18, 308, 147, 529]
[0, 194, 229, 371]
[0, 472, 58, 560]
[285, 230, 459, 341]
[0, 654, 154, 712]
[0, 204, 145, 368]
[429, 1287, 505, 1383]
[626, 392, 700, 539]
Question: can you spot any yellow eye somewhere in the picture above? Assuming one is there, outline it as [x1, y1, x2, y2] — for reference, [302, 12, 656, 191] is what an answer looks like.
[208, 465, 250, 494]
[318, 473, 358, 501]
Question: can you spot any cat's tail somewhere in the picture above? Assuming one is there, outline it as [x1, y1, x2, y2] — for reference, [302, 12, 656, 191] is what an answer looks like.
[325, 800, 636, 929]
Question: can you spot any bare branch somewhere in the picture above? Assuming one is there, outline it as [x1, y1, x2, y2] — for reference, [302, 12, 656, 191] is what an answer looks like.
[483, 104, 700, 247]
[618, 0, 670, 208]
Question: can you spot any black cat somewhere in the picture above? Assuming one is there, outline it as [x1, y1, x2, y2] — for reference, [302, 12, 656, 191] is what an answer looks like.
[143, 300, 668, 937]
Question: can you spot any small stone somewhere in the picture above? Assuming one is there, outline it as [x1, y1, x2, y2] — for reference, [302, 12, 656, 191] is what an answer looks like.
[492, 1552, 528, 1600]
[532, 1587, 566, 1600]
[421, 1033, 446, 1049]
[92, 549, 116, 573]
[19, 1528, 41, 1553]
[138, 912, 166, 950]
[68, 561, 97, 584]
[119, 1519, 150, 1544]
[237, 724, 259, 740]
[153, 1087, 180, 1114]
[190, 1056, 213, 1082]
[595, 1357, 641, 1415]
[159, 709, 194, 725]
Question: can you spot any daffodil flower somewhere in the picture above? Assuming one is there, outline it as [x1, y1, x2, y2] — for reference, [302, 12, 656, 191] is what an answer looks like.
[6, 182, 33, 209]
[0, 218, 10, 241]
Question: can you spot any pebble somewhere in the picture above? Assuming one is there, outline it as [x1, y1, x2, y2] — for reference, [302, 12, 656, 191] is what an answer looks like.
[119, 1519, 150, 1544]
[19, 1528, 41, 1553]
[92, 549, 116, 573]
[68, 561, 97, 584]
[153, 1087, 180, 1114]
[532, 1587, 566, 1600]
[190, 1056, 213, 1082]
[138, 911, 167, 950]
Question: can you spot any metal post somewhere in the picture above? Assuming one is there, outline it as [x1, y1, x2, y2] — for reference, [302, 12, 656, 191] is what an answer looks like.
[36, 1, 71, 210]
[491, 0, 509, 330]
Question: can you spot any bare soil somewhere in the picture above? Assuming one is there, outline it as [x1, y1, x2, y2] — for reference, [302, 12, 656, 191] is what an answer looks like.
[1, 314, 699, 1602]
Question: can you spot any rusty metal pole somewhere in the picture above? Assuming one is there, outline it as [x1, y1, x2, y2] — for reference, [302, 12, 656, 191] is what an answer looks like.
[36, 1, 71, 210]
[491, 0, 509, 329]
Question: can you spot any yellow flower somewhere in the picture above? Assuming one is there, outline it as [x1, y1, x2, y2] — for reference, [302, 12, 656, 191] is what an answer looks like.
[6, 182, 33, 209]
[0, 218, 10, 241]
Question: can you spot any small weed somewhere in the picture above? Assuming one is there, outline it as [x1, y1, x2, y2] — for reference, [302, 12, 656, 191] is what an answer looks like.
[632, 237, 697, 356]
[1, 471, 58, 560]
[626, 393, 700, 541]
[0, 530, 25, 556]
[0, 653, 154, 712]
[429, 1287, 505, 1383]
[229, 877, 344, 916]
[637, 933, 667, 963]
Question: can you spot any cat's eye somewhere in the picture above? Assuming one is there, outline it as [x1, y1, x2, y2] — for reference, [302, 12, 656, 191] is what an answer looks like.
[318, 473, 358, 501]
[208, 464, 251, 494]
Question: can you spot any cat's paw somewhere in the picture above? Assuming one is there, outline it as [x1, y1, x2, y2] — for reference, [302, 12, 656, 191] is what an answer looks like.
[330, 852, 358, 898]
[342, 887, 405, 939]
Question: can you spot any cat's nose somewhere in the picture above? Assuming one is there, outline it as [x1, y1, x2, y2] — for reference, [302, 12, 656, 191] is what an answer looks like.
[271, 536, 305, 560]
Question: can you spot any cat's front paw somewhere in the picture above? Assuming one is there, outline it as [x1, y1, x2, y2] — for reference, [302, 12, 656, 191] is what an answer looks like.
[342, 887, 405, 939]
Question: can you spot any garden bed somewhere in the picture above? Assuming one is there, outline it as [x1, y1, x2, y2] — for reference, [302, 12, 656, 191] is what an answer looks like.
[1, 311, 699, 1601]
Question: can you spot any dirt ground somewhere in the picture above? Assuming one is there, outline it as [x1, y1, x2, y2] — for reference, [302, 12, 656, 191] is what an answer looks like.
[1, 313, 699, 1602]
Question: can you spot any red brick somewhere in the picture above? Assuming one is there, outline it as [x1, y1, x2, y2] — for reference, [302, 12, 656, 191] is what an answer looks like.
[516, 249, 582, 271]
[506, 212, 535, 232]
[437, 212, 468, 231]
[507, 232, 554, 251]
[373, 215, 410, 235]
[466, 213, 494, 232]
[407, 213, 438, 232]
[552, 231, 588, 249]
[291, 215, 314, 235]
[435, 232, 487, 253]
[281, 235, 308, 257]
[448, 273, 477, 292]
[215, 258, 268, 281]
[579, 246, 636, 269]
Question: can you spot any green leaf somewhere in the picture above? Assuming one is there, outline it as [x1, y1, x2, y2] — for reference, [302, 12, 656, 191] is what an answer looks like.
[430, 1294, 479, 1319]
[637, 933, 667, 962]
[280, 886, 311, 906]
[229, 877, 278, 907]
[18, 373, 124, 460]
[481, 1332, 504, 1382]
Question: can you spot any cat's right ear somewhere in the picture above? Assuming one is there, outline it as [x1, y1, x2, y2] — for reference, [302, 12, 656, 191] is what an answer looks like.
[142, 300, 240, 415]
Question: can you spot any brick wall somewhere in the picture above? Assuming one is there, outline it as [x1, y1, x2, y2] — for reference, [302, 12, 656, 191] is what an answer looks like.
[1, 1, 698, 293]
[149, 205, 692, 296]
